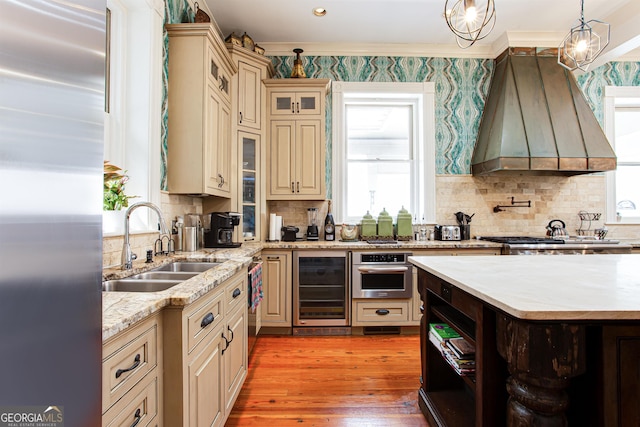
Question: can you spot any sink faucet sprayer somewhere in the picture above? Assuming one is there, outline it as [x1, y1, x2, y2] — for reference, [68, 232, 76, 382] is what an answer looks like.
[121, 202, 174, 270]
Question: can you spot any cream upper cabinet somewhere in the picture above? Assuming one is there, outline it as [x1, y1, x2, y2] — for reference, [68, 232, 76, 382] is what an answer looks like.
[227, 45, 274, 241]
[269, 91, 323, 115]
[166, 23, 237, 197]
[268, 119, 324, 198]
[237, 61, 262, 129]
[264, 79, 330, 200]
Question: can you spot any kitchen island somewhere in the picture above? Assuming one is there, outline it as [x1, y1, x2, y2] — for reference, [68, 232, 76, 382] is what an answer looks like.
[409, 254, 640, 427]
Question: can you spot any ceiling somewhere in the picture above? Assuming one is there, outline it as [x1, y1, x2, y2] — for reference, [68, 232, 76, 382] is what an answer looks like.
[204, 0, 640, 63]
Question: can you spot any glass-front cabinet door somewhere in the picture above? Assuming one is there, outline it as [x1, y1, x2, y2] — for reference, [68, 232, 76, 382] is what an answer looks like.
[269, 91, 322, 116]
[240, 132, 259, 240]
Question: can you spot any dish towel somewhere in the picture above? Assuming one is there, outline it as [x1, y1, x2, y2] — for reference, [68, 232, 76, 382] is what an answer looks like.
[249, 262, 263, 313]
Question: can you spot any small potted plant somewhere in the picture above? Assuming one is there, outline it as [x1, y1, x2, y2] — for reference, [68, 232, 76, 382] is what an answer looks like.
[103, 161, 137, 234]
[104, 161, 137, 211]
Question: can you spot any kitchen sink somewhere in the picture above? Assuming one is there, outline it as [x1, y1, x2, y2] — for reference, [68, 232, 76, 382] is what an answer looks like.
[128, 271, 200, 281]
[102, 279, 182, 293]
[103, 262, 222, 292]
[154, 262, 221, 272]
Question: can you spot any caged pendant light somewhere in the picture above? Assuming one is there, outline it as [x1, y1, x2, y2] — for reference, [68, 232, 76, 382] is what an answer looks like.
[558, 0, 610, 72]
[444, 0, 496, 49]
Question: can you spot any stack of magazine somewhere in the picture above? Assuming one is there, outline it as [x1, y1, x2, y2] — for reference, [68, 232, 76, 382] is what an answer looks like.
[428, 323, 476, 377]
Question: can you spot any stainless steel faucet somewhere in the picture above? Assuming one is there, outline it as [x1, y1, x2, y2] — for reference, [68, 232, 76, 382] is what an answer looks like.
[121, 202, 170, 269]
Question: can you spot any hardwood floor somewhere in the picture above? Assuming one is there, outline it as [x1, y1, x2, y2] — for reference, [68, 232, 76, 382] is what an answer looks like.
[225, 334, 429, 427]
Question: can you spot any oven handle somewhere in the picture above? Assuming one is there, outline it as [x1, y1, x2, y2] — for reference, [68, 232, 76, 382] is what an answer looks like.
[357, 266, 409, 274]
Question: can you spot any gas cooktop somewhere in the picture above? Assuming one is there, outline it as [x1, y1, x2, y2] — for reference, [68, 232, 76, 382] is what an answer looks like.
[478, 236, 563, 244]
[478, 236, 621, 245]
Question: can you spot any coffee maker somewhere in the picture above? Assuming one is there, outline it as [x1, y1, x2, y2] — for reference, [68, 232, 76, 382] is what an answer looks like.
[203, 212, 242, 248]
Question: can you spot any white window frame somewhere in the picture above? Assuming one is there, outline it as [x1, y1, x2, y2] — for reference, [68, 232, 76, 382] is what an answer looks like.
[604, 86, 640, 224]
[332, 82, 436, 224]
[104, 0, 163, 234]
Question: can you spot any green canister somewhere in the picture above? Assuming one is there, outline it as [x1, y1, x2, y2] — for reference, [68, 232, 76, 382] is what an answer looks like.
[377, 208, 393, 237]
[360, 211, 377, 237]
[396, 206, 412, 238]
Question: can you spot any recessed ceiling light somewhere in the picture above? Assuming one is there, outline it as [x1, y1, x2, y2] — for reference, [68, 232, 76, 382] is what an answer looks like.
[312, 7, 327, 17]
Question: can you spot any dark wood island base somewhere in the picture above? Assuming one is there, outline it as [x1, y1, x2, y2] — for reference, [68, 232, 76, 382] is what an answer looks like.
[414, 264, 640, 427]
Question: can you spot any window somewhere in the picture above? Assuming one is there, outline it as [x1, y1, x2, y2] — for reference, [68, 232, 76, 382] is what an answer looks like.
[604, 86, 640, 223]
[332, 82, 436, 224]
[104, 0, 163, 234]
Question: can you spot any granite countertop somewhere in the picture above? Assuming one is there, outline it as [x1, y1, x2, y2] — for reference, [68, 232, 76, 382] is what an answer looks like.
[102, 239, 500, 341]
[261, 239, 503, 250]
[409, 254, 640, 321]
[102, 243, 261, 341]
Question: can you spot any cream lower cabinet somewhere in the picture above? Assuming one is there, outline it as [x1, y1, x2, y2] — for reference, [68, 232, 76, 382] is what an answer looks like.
[261, 251, 292, 327]
[166, 23, 236, 197]
[102, 313, 163, 427]
[164, 270, 248, 427]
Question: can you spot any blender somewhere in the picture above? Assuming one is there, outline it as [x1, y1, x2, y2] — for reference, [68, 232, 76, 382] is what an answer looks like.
[306, 208, 319, 240]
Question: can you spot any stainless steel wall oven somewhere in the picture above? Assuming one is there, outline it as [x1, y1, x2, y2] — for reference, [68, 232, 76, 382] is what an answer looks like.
[293, 251, 350, 326]
[352, 252, 413, 298]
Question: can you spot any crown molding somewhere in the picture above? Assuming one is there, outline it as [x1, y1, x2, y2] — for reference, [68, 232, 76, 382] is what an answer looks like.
[259, 32, 575, 59]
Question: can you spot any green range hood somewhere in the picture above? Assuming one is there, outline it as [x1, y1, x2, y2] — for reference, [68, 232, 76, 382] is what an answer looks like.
[471, 47, 617, 176]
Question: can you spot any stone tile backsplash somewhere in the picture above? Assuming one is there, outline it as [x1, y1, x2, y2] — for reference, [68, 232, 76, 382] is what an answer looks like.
[103, 175, 640, 267]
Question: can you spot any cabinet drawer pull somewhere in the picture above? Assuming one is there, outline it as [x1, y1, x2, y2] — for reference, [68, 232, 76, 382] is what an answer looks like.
[291, 182, 295, 193]
[227, 325, 234, 343]
[130, 408, 141, 427]
[232, 288, 241, 298]
[296, 101, 300, 113]
[239, 111, 243, 123]
[291, 102, 295, 113]
[296, 182, 300, 192]
[115, 354, 141, 379]
[375, 309, 390, 316]
[201, 312, 215, 328]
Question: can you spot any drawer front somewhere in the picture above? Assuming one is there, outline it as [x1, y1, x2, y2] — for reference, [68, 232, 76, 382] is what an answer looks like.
[102, 318, 158, 412]
[187, 289, 224, 353]
[225, 272, 247, 313]
[102, 373, 159, 427]
[353, 300, 411, 325]
[423, 273, 479, 320]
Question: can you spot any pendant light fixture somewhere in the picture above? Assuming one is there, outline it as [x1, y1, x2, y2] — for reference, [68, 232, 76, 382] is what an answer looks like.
[444, 0, 496, 49]
[558, 0, 610, 72]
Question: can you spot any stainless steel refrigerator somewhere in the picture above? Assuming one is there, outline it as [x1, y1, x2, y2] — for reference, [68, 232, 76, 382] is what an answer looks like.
[0, 1, 104, 425]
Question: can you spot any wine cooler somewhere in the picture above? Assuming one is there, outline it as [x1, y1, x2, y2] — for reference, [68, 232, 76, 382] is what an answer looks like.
[293, 251, 350, 326]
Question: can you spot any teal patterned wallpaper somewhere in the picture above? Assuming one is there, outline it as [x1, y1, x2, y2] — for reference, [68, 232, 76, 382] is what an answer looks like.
[577, 61, 640, 125]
